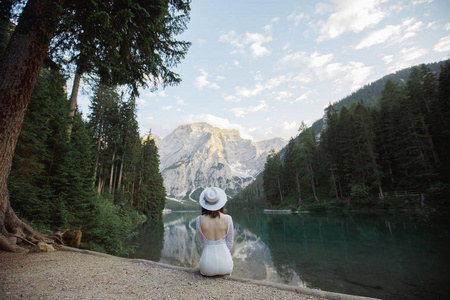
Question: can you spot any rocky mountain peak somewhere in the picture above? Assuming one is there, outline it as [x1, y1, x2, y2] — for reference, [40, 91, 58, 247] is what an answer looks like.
[156, 122, 287, 202]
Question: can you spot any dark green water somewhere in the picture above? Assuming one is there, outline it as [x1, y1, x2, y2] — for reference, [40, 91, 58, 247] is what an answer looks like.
[129, 210, 450, 299]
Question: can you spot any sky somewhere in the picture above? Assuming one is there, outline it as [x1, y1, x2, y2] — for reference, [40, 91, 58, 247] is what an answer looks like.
[77, 0, 450, 142]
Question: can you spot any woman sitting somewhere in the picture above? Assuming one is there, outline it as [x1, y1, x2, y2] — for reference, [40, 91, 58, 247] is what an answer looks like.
[196, 187, 234, 276]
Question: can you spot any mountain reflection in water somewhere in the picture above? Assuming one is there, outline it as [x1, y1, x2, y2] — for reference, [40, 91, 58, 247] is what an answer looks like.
[152, 212, 307, 287]
[130, 210, 450, 300]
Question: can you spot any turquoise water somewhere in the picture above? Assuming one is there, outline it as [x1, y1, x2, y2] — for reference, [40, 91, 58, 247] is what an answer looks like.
[130, 210, 450, 299]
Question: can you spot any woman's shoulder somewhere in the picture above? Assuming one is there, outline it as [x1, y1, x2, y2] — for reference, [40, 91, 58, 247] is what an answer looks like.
[222, 213, 233, 222]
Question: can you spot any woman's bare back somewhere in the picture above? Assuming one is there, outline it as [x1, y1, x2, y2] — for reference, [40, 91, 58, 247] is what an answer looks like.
[199, 213, 229, 241]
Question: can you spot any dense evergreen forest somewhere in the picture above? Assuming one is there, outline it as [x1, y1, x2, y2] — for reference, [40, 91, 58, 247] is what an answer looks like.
[231, 61, 450, 211]
[0, 0, 190, 254]
[7, 62, 166, 254]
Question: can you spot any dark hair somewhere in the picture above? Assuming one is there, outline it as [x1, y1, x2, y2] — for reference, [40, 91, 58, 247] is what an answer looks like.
[201, 207, 224, 218]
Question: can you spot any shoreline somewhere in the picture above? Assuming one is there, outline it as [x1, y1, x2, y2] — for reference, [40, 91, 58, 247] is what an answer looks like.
[0, 247, 378, 300]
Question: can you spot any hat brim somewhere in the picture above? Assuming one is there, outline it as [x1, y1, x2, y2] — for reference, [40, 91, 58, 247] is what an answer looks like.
[199, 187, 228, 211]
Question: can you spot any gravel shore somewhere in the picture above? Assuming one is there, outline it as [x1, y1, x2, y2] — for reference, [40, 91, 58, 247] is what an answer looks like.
[0, 248, 375, 300]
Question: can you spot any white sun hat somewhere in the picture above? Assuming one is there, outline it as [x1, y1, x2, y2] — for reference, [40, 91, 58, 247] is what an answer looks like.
[199, 187, 228, 211]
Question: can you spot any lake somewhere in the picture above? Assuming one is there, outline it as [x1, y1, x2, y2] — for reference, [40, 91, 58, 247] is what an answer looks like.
[129, 210, 450, 300]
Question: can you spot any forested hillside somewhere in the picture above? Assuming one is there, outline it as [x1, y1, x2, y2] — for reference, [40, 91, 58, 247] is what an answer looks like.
[231, 61, 450, 210]
[311, 61, 445, 134]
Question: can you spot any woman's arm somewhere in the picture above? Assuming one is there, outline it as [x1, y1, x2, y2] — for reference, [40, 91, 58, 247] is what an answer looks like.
[196, 216, 205, 245]
[226, 216, 234, 250]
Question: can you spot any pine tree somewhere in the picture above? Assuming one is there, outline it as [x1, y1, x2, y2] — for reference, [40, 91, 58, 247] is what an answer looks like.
[88, 84, 122, 195]
[8, 66, 67, 226]
[136, 137, 166, 221]
[398, 66, 437, 190]
[297, 122, 320, 202]
[335, 106, 355, 197]
[52, 111, 96, 229]
[263, 150, 284, 207]
[351, 102, 383, 198]
[320, 104, 340, 199]
[375, 79, 405, 188]
[433, 60, 450, 181]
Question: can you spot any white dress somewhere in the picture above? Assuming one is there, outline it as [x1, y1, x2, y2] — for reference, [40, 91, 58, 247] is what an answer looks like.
[196, 215, 234, 276]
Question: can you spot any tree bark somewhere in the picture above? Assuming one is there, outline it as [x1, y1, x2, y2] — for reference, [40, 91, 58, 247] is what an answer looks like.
[0, 0, 62, 252]
[277, 174, 283, 203]
[309, 164, 319, 202]
[66, 69, 82, 137]
[118, 153, 124, 191]
[295, 171, 302, 206]
[109, 151, 116, 195]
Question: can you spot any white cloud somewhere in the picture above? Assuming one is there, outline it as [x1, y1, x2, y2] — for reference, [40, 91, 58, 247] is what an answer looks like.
[293, 74, 312, 84]
[281, 51, 334, 69]
[265, 75, 290, 89]
[136, 99, 146, 105]
[176, 97, 185, 105]
[426, 21, 439, 30]
[290, 91, 312, 104]
[280, 51, 308, 65]
[317, 0, 388, 42]
[264, 17, 280, 31]
[222, 93, 240, 102]
[265, 121, 300, 141]
[434, 35, 450, 53]
[233, 74, 295, 101]
[355, 24, 399, 49]
[288, 12, 306, 26]
[254, 72, 263, 81]
[245, 33, 272, 57]
[275, 91, 293, 102]
[383, 55, 394, 64]
[158, 90, 168, 97]
[219, 30, 244, 49]
[235, 84, 265, 98]
[444, 23, 450, 31]
[310, 52, 334, 67]
[162, 105, 172, 111]
[231, 101, 268, 118]
[193, 68, 221, 90]
[220, 30, 272, 58]
[315, 3, 334, 15]
[412, 0, 434, 5]
[209, 82, 220, 89]
[355, 18, 423, 49]
[180, 114, 254, 140]
[281, 50, 372, 90]
[385, 47, 429, 72]
[311, 60, 373, 90]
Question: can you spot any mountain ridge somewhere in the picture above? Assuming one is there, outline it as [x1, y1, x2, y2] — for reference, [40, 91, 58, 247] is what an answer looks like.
[153, 122, 287, 202]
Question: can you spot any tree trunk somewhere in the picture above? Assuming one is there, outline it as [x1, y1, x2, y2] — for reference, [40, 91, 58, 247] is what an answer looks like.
[310, 164, 319, 202]
[109, 151, 116, 195]
[0, 0, 62, 252]
[277, 174, 283, 203]
[66, 70, 82, 137]
[97, 167, 103, 194]
[118, 153, 124, 191]
[295, 171, 302, 206]
[330, 168, 339, 200]
[93, 123, 103, 185]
